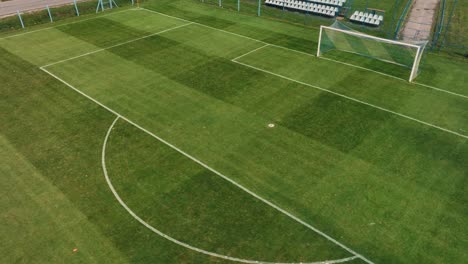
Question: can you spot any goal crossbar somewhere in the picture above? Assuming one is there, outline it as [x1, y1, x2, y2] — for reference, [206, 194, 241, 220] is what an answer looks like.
[317, 25, 425, 82]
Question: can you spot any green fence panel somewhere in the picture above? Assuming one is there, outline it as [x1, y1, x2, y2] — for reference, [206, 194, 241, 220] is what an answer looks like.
[239, 0, 259, 16]
[221, 0, 240, 12]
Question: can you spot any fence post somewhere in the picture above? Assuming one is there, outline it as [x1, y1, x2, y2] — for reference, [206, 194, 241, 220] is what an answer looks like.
[17, 11, 25, 28]
[389, 0, 399, 38]
[237, 0, 240, 12]
[440, 0, 458, 49]
[431, 0, 445, 50]
[73, 0, 80, 16]
[394, 0, 413, 39]
[257, 0, 261, 16]
[46, 5, 53, 22]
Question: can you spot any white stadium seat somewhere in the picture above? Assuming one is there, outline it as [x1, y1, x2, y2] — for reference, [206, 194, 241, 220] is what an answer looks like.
[264, 0, 340, 17]
[348, 9, 385, 26]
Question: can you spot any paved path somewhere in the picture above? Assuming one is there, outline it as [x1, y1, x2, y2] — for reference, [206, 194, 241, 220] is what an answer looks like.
[0, 0, 88, 17]
[401, 0, 440, 42]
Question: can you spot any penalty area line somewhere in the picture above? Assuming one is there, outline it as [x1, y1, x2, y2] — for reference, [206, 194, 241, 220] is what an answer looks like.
[232, 44, 270, 61]
[231, 59, 468, 140]
[102, 116, 358, 264]
[40, 66, 374, 264]
[139, 8, 467, 100]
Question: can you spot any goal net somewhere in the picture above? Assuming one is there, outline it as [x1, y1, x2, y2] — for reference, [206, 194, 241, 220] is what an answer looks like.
[317, 22, 427, 82]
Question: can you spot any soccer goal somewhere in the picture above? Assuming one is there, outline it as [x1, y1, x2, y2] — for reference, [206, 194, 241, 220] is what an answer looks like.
[317, 22, 427, 82]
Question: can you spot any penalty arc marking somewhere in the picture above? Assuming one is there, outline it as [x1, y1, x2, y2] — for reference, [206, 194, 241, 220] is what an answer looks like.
[101, 116, 358, 264]
[41, 66, 372, 264]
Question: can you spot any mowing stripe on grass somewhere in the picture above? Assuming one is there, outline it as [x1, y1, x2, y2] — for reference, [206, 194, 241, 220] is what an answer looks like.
[231, 58, 468, 139]
[101, 116, 358, 264]
[41, 22, 194, 68]
[0, 9, 136, 40]
[24, 6, 464, 100]
[40, 66, 374, 264]
[140, 8, 468, 100]
[2, 6, 464, 99]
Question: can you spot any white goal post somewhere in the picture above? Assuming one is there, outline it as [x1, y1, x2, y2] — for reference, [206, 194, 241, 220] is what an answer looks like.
[317, 25, 427, 82]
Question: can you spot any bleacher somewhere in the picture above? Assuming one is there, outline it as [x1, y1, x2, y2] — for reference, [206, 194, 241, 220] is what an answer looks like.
[265, 0, 347, 17]
[349, 11, 383, 26]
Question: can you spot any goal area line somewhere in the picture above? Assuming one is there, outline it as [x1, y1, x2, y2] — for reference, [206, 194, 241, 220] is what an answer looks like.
[14, 6, 462, 100]
[34, 8, 466, 140]
[231, 45, 467, 140]
[141, 8, 467, 99]
[37, 10, 467, 140]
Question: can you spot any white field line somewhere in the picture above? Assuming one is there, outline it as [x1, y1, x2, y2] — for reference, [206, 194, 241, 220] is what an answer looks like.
[102, 116, 358, 264]
[140, 8, 268, 45]
[41, 22, 194, 68]
[0, 8, 136, 40]
[141, 8, 317, 58]
[318, 56, 408, 82]
[40, 66, 373, 264]
[414, 81, 468, 99]
[140, 8, 468, 100]
[273, 45, 468, 99]
[23, 6, 464, 100]
[328, 48, 410, 68]
[319, 57, 468, 99]
[232, 44, 270, 61]
[231, 59, 468, 139]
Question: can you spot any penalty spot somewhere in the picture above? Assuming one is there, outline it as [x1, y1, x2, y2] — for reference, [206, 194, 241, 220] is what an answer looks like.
[268, 123, 275, 128]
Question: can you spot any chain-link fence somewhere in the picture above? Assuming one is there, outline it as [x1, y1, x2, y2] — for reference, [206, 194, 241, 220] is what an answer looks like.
[393, 0, 466, 55]
[434, 0, 467, 55]
[198, 0, 410, 38]
[0, 0, 138, 33]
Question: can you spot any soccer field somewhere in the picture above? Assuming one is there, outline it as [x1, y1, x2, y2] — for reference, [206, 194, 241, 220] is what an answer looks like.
[1, 2, 467, 264]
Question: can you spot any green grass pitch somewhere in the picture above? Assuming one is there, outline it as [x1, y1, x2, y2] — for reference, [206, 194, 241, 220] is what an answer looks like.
[1, 1, 467, 264]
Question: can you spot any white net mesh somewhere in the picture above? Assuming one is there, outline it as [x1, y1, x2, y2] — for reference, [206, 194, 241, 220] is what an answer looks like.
[318, 21, 427, 81]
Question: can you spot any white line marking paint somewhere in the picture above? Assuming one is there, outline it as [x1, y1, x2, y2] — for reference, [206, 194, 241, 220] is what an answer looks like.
[0, 9, 135, 40]
[140, 8, 268, 45]
[317, 56, 408, 82]
[232, 44, 270, 61]
[231, 59, 468, 139]
[319, 57, 468, 99]
[101, 116, 358, 264]
[40, 66, 373, 264]
[139, 8, 468, 100]
[414, 81, 468, 99]
[41, 22, 194, 68]
[28, 6, 465, 100]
